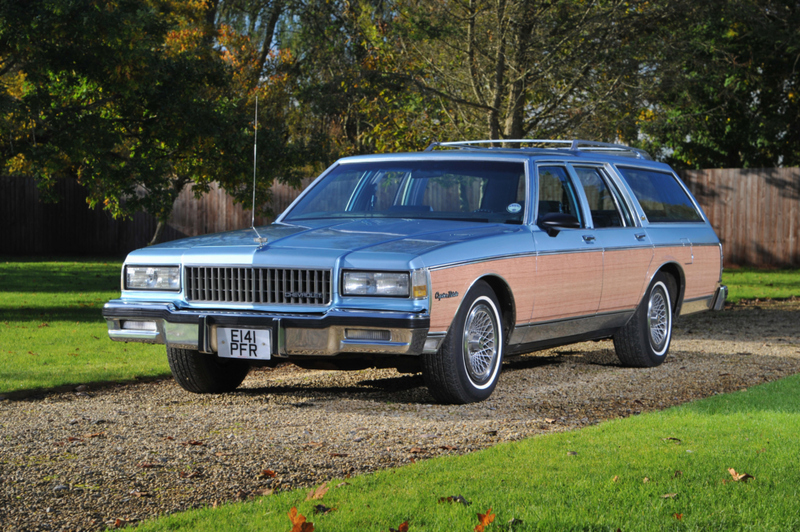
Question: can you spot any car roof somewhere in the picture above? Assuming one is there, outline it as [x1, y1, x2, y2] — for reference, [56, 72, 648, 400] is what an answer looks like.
[338, 139, 674, 172]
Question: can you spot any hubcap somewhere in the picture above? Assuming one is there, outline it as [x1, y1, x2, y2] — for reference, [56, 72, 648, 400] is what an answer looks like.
[647, 286, 670, 353]
[462, 302, 498, 385]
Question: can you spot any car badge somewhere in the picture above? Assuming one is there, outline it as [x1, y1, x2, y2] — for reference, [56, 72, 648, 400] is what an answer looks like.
[506, 203, 522, 213]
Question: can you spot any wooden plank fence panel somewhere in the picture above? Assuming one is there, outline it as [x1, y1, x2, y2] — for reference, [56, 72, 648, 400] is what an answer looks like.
[682, 167, 800, 268]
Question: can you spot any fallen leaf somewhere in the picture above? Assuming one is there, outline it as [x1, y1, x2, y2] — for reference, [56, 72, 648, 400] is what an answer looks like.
[662, 437, 682, 444]
[164, 436, 175, 441]
[236, 489, 249, 500]
[612, 475, 619, 482]
[389, 521, 409, 532]
[728, 468, 755, 482]
[260, 469, 277, 478]
[409, 447, 425, 454]
[475, 508, 495, 532]
[67, 437, 83, 442]
[313, 504, 335, 515]
[113, 518, 125, 528]
[336, 481, 350, 488]
[643, 477, 650, 483]
[438, 495, 471, 506]
[756, 448, 766, 454]
[329, 452, 348, 457]
[674, 513, 683, 520]
[179, 470, 202, 479]
[130, 490, 150, 498]
[181, 440, 204, 446]
[439, 445, 458, 451]
[84, 432, 106, 438]
[288, 507, 314, 532]
[138, 463, 157, 469]
[545, 418, 556, 424]
[567, 451, 578, 456]
[661, 493, 677, 499]
[254, 488, 274, 496]
[674, 470, 683, 478]
[306, 482, 329, 501]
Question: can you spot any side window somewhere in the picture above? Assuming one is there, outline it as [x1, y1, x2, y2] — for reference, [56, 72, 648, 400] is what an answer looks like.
[573, 167, 631, 228]
[616, 167, 703, 223]
[537, 166, 582, 226]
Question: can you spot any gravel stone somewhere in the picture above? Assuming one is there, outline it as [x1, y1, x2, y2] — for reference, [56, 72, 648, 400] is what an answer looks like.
[1, 299, 799, 531]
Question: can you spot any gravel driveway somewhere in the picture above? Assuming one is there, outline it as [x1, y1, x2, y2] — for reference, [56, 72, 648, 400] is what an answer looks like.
[2, 299, 800, 532]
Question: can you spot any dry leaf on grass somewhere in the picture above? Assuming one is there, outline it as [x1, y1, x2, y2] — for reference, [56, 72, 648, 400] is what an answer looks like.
[288, 507, 314, 532]
[306, 482, 329, 501]
[612, 475, 619, 482]
[389, 520, 409, 532]
[313, 504, 335, 515]
[661, 493, 677, 499]
[475, 508, 495, 532]
[438, 495, 471, 506]
[674, 513, 683, 520]
[728, 468, 755, 482]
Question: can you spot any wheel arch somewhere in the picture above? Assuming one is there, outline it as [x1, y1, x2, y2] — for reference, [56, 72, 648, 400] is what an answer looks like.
[653, 262, 684, 314]
[477, 274, 516, 342]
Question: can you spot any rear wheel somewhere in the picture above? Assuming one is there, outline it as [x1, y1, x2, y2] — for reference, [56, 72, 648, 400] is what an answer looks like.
[614, 272, 675, 367]
[422, 281, 504, 404]
[167, 347, 250, 393]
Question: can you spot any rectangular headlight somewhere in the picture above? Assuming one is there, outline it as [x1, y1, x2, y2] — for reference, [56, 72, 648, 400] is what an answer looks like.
[125, 266, 180, 291]
[342, 271, 410, 297]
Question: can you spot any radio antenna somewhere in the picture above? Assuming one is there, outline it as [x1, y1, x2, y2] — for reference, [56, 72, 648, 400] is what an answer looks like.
[251, 93, 268, 246]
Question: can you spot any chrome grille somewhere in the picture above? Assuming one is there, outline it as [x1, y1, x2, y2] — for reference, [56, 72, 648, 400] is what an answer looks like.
[185, 267, 332, 305]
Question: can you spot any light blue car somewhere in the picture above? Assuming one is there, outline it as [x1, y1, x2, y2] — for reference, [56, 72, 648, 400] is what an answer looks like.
[104, 140, 727, 404]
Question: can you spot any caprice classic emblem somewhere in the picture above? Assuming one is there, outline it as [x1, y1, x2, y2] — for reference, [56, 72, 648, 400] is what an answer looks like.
[435, 290, 459, 300]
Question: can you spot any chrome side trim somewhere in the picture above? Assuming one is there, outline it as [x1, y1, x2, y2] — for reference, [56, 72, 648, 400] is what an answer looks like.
[427, 252, 537, 271]
[510, 310, 634, 345]
[679, 296, 713, 315]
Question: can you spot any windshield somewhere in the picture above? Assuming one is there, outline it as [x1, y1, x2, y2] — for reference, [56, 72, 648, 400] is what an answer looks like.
[283, 160, 527, 224]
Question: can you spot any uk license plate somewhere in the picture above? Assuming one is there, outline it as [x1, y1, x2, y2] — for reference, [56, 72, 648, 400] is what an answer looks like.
[217, 328, 271, 360]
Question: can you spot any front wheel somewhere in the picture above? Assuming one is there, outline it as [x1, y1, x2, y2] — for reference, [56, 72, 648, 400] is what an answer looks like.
[422, 281, 504, 404]
[167, 347, 250, 393]
[614, 272, 675, 367]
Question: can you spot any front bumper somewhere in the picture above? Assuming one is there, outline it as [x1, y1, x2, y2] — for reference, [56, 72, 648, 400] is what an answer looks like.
[102, 300, 434, 357]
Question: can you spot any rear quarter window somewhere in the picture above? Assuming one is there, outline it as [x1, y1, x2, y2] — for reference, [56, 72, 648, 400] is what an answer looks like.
[616, 167, 703, 223]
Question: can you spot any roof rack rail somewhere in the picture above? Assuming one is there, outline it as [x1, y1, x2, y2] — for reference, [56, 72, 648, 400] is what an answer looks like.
[424, 139, 652, 160]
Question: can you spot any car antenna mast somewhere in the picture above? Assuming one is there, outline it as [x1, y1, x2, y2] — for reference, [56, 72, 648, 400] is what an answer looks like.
[251, 93, 268, 247]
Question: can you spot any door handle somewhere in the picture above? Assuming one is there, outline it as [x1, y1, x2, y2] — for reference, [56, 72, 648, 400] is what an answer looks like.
[635, 233, 646, 241]
[582, 235, 596, 243]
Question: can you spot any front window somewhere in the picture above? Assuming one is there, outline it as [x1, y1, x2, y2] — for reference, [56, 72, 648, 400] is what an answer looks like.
[283, 160, 527, 224]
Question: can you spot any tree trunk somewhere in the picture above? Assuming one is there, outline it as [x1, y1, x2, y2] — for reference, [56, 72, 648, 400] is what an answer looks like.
[148, 219, 168, 246]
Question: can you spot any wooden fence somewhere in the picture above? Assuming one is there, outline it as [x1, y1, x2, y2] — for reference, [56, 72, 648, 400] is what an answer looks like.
[681, 168, 799, 268]
[2, 168, 799, 267]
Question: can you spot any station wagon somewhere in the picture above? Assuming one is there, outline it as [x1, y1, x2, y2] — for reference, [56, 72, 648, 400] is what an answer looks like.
[103, 140, 727, 403]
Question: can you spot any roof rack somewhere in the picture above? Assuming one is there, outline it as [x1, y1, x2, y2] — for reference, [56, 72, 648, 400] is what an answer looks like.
[424, 139, 652, 160]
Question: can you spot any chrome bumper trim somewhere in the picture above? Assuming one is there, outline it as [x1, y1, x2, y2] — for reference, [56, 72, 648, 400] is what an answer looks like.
[712, 285, 728, 311]
[103, 300, 430, 357]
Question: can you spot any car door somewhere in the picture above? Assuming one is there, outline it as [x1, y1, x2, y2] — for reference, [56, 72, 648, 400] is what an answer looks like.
[530, 164, 603, 323]
[569, 164, 654, 315]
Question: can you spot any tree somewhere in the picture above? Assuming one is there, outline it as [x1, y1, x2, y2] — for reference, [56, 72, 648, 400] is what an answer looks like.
[1, 0, 313, 244]
[637, 0, 800, 168]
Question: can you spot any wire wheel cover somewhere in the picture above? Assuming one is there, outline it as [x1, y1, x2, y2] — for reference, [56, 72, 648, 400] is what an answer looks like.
[647, 287, 669, 351]
[462, 302, 498, 385]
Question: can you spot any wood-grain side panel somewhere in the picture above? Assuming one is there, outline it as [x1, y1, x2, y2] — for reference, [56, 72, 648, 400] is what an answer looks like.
[428, 256, 536, 333]
[651, 245, 720, 301]
[531, 251, 603, 322]
[599, 247, 654, 312]
[684, 245, 721, 300]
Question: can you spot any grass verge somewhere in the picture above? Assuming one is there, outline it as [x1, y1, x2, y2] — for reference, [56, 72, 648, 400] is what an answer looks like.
[722, 268, 800, 302]
[136, 374, 800, 531]
[0, 258, 168, 395]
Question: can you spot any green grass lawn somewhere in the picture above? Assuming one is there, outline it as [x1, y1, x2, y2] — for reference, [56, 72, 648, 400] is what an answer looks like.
[0, 258, 168, 395]
[722, 268, 800, 302]
[134, 374, 800, 531]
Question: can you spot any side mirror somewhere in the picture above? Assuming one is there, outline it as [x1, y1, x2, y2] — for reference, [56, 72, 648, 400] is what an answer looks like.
[538, 212, 581, 237]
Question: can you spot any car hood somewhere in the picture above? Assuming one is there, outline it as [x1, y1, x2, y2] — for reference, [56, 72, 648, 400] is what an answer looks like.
[142, 218, 513, 257]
